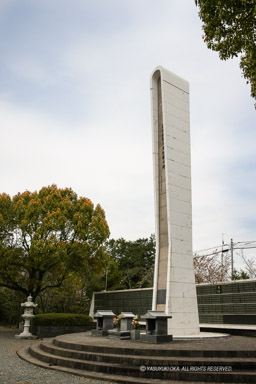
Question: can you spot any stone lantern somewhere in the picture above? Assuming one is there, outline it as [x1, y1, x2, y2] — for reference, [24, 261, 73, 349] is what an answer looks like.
[140, 310, 172, 343]
[119, 312, 135, 332]
[16, 295, 37, 339]
[108, 312, 135, 340]
[92, 310, 116, 336]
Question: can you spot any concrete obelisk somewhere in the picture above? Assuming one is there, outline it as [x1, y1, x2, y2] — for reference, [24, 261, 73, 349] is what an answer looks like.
[151, 66, 200, 336]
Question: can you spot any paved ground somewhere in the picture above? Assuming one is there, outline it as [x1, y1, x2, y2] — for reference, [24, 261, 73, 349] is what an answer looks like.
[59, 331, 256, 351]
[0, 327, 111, 384]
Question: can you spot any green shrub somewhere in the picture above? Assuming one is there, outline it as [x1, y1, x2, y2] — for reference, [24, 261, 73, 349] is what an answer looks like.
[31, 313, 93, 327]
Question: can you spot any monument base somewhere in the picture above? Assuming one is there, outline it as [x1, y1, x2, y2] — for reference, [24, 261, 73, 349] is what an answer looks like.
[108, 329, 131, 340]
[173, 332, 230, 340]
[91, 329, 109, 337]
[140, 333, 172, 343]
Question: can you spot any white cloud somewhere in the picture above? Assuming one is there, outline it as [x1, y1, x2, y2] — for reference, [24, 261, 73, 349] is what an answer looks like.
[7, 55, 57, 86]
[0, 0, 255, 252]
[0, 99, 155, 239]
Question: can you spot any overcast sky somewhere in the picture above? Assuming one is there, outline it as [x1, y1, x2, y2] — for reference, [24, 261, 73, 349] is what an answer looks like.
[0, 0, 255, 258]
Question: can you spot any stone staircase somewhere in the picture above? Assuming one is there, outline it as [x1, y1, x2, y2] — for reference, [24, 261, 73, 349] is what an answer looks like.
[17, 333, 256, 383]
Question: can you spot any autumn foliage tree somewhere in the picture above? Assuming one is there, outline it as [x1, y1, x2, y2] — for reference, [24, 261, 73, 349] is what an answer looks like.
[195, 0, 256, 106]
[0, 185, 110, 301]
[194, 252, 231, 284]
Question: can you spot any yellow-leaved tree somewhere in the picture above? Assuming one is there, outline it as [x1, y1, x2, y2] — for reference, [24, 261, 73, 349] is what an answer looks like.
[0, 185, 110, 301]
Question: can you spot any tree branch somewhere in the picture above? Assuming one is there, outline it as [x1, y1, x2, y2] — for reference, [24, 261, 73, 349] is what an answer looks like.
[0, 282, 28, 295]
[40, 274, 66, 293]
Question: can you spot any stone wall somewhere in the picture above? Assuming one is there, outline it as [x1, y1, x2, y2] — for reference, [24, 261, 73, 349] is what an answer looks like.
[91, 279, 256, 325]
[197, 279, 256, 324]
[92, 288, 153, 318]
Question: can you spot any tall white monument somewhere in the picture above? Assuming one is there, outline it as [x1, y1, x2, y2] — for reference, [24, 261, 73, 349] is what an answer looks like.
[151, 66, 200, 336]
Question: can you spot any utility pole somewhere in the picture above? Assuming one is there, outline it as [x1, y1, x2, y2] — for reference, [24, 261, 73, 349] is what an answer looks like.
[221, 233, 226, 280]
[221, 233, 225, 269]
[231, 238, 234, 280]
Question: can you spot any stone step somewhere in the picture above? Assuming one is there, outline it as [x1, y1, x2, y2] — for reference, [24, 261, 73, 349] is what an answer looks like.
[17, 346, 221, 384]
[53, 337, 256, 358]
[22, 343, 256, 383]
[41, 340, 256, 370]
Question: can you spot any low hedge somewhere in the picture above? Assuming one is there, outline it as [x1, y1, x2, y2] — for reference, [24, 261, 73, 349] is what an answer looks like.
[31, 313, 93, 327]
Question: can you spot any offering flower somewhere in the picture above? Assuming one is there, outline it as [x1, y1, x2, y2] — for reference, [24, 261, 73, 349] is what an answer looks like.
[113, 316, 121, 328]
[132, 314, 140, 329]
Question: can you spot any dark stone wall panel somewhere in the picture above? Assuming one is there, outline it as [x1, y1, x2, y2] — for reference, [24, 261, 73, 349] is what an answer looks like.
[94, 280, 256, 324]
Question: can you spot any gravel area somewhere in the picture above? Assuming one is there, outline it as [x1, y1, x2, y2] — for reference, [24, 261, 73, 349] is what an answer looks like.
[2, 326, 256, 384]
[0, 327, 113, 384]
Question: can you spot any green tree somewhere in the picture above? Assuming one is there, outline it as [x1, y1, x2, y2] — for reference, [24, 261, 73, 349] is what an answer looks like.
[37, 272, 91, 314]
[107, 235, 155, 289]
[100, 252, 123, 291]
[195, 0, 256, 106]
[231, 268, 250, 280]
[0, 288, 24, 325]
[0, 185, 109, 300]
